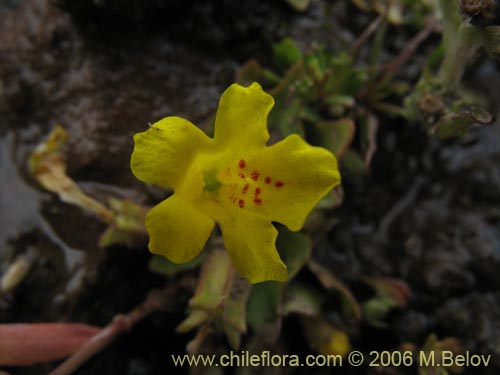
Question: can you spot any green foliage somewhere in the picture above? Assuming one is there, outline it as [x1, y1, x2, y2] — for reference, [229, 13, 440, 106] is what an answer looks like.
[237, 38, 405, 177]
[176, 249, 252, 351]
[405, 0, 496, 138]
[149, 253, 205, 278]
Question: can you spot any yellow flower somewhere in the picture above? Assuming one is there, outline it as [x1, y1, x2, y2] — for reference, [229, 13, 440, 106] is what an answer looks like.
[131, 82, 340, 283]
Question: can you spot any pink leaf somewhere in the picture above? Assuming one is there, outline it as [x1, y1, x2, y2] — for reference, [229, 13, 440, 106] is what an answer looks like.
[0, 323, 101, 366]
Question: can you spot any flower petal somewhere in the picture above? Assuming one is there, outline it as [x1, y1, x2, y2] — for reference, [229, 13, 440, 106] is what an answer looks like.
[219, 214, 287, 284]
[249, 134, 341, 231]
[131, 117, 211, 189]
[146, 195, 215, 263]
[213, 82, 274, 152]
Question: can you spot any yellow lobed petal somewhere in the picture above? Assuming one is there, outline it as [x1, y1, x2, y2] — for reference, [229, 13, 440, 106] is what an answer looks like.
[146, 194, 215, 263]
[233, 134, 340, 231]
[213, 82, 274, 153]
[131, 117, 212, 189]
[219, 213, 287, 284]
[131, 82, 341, 284]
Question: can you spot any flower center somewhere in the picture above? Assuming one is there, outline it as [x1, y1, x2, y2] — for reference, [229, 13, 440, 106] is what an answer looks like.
[223, 158, 285, 209]
[203, 169, 222, 192]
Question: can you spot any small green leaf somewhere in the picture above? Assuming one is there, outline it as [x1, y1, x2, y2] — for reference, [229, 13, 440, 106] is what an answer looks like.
[268, 61, 306, 136]
[247, 281, 283, 344]
[362, 296, 397, 328]
[188, 249, 234, 311]
[274, 98, 305, 137]
[222, 276, 252, 349]
[304, 48, 329, 84]
[235, 60, 281, 87]
[316, 185, 344, 210]
[272, 38, 303, 72]
[283, 282, 324, 316]
[235, 59, 264, 86]
[314, 119, 356, 159]
[340, 149, 368, 176]
[176, 249, 234, 333]
[434, 112, 475, 138]
[176, 310, 209, 333]
[98, 198, 148, 248]
[469, 106, 494, 124]
[176, 249, 251, 350]
[362, 276, 411, 328]
[480, 26, 500, 56]
[308, 260, 361, 321]
[363, 276, 412, 309]
[277, 227, 311, 280]
[149, 254, 205, 278]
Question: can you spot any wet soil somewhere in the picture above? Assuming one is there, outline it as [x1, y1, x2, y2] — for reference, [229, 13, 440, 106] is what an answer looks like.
[1, 0, 500, 374]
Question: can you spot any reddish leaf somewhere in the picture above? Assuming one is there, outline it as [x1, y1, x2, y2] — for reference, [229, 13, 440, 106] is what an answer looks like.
[363, 276, 412, 309]
[0, 323, 101, 365]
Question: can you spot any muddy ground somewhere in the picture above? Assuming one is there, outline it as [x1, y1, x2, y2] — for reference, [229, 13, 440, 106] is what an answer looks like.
[1, 0, 500, 374]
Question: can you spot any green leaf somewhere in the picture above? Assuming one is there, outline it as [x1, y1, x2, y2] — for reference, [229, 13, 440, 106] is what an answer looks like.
[363, 276, 412, 309]
[176, 249, 234, 333]
[308, 260, 361, 321]
[149, 253, 205, 278]
[324, 53, 365, 97]
[434, 112, 475, 138]
[236, 59, 264, 86]
[277, 227, 311, 280]
[439, 0, 482, 86]
[176, 310, 209, 333]
[362, 296, 397, 328]
[273, 97, 305, 137]
[268, 61, 306, 136]
[98, 198, 148, 248]
[283, 282, 324, 316]
[235, 60, 281, 87]
[304, 49, 328, 83]
[176, 249, 251, 350]
[316, 185, 344, 210]
[362, 296, 396, 328]
[272, 38, 303, 72]
[480, 26, 500, 56]
[221, 276, 252, 349]
[314, 118, 355, 159]
[324, 95, 355, 117]
[247, 281, 283, 344]
[340, 149, 368, 176]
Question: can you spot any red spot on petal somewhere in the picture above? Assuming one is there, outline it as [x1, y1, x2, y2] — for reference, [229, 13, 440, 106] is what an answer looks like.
[254, 187, 261, 196]
[251, 171, 260, 181]
[242, 183, 249, 194]
[254, 198, 262, 205]
[275, 181, 284, 188]
[238, 199, 245, 208]
[238, 159, 246, 169]
[238, 173, 245, 179]
[265, 177, 272, 184]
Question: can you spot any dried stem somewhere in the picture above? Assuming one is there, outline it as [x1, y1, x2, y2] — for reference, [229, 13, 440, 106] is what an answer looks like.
[358, 17, 438, 102]
[350, 13, 386, 60]
[48, 287, 174, 375]
[382, 17, 438, 80]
